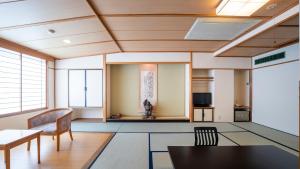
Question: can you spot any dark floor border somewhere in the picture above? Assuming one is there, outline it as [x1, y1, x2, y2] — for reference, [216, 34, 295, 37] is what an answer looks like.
[219, 132, 240, 146]
[230, 123, 299, 152]
[87, 133, 116, 169]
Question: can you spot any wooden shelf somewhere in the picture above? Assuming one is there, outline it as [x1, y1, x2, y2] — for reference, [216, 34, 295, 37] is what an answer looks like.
[192, 77, 214, 81]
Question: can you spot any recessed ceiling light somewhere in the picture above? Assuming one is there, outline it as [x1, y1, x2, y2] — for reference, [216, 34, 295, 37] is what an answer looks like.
[48, 29, 56, 34]
[63, 39, 71, 44]
[216, 0, 270, 16]
[266, 3, 277, 10]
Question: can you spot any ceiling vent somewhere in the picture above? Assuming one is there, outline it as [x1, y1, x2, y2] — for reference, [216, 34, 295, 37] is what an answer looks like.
[185, 17, 261, 40]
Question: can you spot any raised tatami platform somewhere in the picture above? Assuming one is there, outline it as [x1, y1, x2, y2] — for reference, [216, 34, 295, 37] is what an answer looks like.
[71, 122, 299, 169]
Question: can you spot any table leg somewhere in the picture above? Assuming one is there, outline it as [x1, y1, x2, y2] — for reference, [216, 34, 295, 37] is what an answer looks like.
[37, 135, 41, 164]
[4, 148, 10, 169]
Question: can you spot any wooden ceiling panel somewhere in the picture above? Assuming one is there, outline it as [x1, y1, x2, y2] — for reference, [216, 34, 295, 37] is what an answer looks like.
[219, 47, 274, 57]
[280, 14, 299, 26]
[114, 31, 187, 40]
[0, 0, 94, 28]
[0, 17, 105, 42]
[239, 38, 297, 48]
[252, 27, 299, 39]
[21, 32, 112, 50]
[119, 40, 228, 52]
[104, 16, 197, 31]
[40, 42, 120, 59]
[253, 0, 298, 17]
[92, 0, 220, 15]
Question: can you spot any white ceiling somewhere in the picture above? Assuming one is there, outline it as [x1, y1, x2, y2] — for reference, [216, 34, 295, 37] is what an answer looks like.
[185, 17, 261, 40]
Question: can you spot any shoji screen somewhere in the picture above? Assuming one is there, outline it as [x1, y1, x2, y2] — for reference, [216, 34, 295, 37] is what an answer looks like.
[22, 54, 46, 111]
[86, 70, 103, 107]
[68, 69, 103, 107]
[68, 70, 85, 107]
[0, 48, 21, 114]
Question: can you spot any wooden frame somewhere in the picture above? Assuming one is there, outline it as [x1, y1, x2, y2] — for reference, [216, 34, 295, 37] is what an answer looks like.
[105, 60, 192, 122]
[0, 53, 49, 119]
[67, 69, 104, 108]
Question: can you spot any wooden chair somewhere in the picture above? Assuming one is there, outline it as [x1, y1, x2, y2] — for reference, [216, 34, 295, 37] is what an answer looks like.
[27, 108, 73, 151]
[194, 127, 218, 146]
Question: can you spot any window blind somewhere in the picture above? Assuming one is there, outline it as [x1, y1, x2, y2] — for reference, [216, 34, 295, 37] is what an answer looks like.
[22, 54, 46, 111]
[0, 48, 21, 114]
[0, 47, 47, 115]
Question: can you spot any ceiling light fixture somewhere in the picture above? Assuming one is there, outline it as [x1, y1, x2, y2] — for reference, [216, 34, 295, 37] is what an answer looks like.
[48, 29, 56, 34]
[216, 0, 270, 16]
[63, 39, 71, 44]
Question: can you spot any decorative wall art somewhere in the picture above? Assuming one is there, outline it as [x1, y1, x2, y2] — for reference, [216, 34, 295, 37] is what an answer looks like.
[139, 64, 157, 111]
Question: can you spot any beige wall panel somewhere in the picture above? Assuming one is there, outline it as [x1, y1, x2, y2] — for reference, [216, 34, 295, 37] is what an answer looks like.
[104, 17, 196, 31]
[110, 64, 139, 116]
[156, 64, 185, 117]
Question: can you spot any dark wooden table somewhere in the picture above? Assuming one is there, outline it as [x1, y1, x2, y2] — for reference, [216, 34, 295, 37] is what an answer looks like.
[168, 145, 298, 169]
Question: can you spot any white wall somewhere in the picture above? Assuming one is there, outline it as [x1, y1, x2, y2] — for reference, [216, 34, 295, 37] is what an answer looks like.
[252, 44, 299, 135]
[0, 61, 55, 129]
[213, 70, 235, 122]
[55, 55, 104, 119]
[193, 53, 251, 69]
[107, 52, 191, 63]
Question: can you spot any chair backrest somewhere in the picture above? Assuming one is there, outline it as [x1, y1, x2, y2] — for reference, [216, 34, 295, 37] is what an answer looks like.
[194, 127, 218, 146]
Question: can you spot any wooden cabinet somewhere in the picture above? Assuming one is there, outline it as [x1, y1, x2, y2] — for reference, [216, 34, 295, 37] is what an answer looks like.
[193, 107, 214, 122]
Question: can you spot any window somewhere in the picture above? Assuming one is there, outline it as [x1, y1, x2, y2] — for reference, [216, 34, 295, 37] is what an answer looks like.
[0, 49, 21, 114]
[22, 54, 46, 111]
[0, 48, 47, 115]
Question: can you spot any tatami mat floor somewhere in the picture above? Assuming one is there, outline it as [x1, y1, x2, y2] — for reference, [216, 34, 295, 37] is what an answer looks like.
[71, 122, 299, 169]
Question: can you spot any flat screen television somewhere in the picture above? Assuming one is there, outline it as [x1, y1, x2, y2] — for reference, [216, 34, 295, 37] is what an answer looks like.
[193, 93, 212, 107]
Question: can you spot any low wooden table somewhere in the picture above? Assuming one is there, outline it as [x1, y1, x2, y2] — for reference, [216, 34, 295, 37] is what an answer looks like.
[168, 145, 298, 169]
[0, 129, 42, 169]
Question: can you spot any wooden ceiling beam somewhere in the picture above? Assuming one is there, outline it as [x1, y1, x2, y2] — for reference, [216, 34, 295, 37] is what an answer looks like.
[86, 0, 123, 52]
[0, 38, 56, 61]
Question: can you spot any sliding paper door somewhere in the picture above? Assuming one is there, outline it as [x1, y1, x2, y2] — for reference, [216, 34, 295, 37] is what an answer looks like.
[69, 70, 85, 107]
[86, 70, 103, 107]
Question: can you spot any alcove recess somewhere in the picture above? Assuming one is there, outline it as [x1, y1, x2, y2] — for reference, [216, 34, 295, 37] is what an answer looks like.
[192, 69, 214, 97]
[234, 69, 250, 108]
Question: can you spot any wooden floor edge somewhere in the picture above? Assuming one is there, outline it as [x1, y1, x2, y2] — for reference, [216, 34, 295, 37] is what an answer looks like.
[82, 133, 116, 169]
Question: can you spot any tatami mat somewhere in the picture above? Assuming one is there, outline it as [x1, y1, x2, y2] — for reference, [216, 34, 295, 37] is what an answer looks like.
[232, 122, 299, 150]
[85, 122, 298, 169]
[152, 152, 173, 169]
[117, 122, 245, 133]
[90, 133, 148, 169]
[72, 122, 121, 132]
[222, 132, 299, 156]
[150, 133, 237, 151]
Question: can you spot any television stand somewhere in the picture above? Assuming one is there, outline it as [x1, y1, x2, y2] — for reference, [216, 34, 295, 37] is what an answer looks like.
[193, 107, 214, 122]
